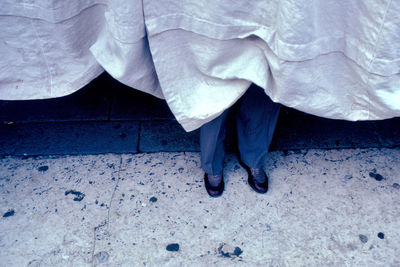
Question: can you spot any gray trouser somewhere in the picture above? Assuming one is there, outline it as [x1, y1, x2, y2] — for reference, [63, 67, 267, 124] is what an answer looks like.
[200, 85, 281, 175]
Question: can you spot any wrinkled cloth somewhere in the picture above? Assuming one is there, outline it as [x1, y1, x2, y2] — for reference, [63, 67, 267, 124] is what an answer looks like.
[0, 0, 160, 99]
[0, 1, 105, 99]
[1, 1, 400, 131]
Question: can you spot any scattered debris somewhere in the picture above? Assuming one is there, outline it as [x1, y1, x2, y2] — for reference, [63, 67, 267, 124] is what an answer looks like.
[94, 251, 109, 263]
[65, 190, 85, 201]
[149, 197, 158, 203]
[166, 243, 180, 252]
[217, 243, 243, 258]
[359, 234, 368, 243]
[27, 259, 42, 266]
[342, 174, 353, 183]
[369, 170, 385, 181]
[38, 166, 49, 172]
[377, 232, 384, 239]
[393, 183, 400, 189]
[233, 247, 243, 257]
[3, 209, 15, 218]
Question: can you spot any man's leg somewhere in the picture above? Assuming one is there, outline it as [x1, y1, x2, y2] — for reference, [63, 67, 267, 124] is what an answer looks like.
[236, 85, 280, 181]
[200, 109, 229, 184]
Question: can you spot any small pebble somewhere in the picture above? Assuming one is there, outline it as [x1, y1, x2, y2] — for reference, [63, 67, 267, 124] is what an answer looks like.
[65, 190, 85, 201]
[233, 247, 243, 257]
[166, 243, 179, 252]
[3, 209, 15, 218]
[393, 183, 400, 189]
[149, 197, 157, 203]
[359, 234, 368, 243]
[369, 172, 385, 181]
[38, 166, 49, 172]
[217, 243, 243, 258]
[377, 232, 384, 239]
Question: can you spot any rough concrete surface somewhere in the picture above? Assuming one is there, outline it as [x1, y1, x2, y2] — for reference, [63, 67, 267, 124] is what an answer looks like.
[0, 148, 399, 266]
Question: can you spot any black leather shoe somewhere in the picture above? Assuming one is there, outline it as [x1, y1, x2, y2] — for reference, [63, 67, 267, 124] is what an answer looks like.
[245, 167, 269, 194]
[204, 173, 224, 197]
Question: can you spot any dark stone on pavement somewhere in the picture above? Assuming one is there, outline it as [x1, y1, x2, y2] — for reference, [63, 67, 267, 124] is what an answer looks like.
[369, 172, 385, 181]
[3, 209, 15, 218]
[38, 166, 49, 172]
[166, 243, 180, 252]
[393, 183, 400, 189]
[377, 232, 385, 239]
[218, 245, 231, 258]
[233, 247, 243, 257]
[217, 243, 243, 258]
[65, 190, 85, 202]
[149, 197, 157, 203]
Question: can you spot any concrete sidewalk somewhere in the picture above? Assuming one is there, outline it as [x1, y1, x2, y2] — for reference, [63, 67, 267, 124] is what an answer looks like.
[1, 148, 399, 266]
[1, 73, 400, 266]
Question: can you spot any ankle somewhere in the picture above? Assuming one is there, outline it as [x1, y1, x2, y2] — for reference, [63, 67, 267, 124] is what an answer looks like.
[206, 173, 223, 187]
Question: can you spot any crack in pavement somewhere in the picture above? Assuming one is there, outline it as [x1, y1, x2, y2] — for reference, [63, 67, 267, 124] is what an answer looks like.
[91, 156, 123, 266]
[107, 156, 123, 232]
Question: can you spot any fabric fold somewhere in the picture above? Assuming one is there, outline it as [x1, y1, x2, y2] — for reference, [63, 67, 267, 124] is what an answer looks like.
[1, 0, 399, 132]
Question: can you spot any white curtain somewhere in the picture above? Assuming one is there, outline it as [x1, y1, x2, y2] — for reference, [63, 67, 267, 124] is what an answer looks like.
[1, 0, 399, 131]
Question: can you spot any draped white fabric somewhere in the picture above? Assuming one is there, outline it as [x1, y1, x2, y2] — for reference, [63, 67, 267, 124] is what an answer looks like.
[1, 0, 399, 131]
